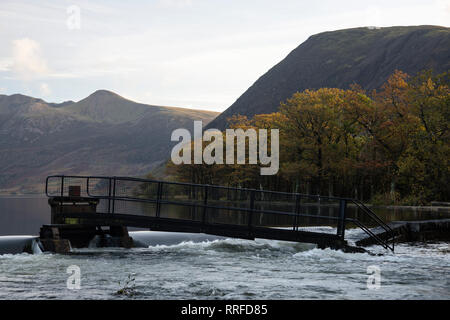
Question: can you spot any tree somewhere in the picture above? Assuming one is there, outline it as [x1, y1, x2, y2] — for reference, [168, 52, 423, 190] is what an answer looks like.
[162, 69, 449, 204]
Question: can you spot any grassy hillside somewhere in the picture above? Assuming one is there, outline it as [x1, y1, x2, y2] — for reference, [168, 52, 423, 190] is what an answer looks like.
[0, 91, 218, 194]
[207, 25, 450, 130]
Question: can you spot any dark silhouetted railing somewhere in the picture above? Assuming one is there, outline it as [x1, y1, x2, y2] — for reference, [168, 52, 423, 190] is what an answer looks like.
[45, 175, 394, 251]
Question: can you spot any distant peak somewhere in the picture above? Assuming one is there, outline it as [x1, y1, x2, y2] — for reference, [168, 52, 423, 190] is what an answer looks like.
[4, 93, 43, 104]
[88, 89, 124, 99]
[92, 89, 115, 95]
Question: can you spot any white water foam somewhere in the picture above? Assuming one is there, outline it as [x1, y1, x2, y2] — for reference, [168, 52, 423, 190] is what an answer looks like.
[0, 234, 448, 299]
[0, 235, 42, 255]
[129, 231, 225, 247]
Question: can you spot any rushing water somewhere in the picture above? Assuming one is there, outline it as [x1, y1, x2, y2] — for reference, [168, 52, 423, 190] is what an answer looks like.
[0, 234, 449, 300]
[0, 197, 449, 300]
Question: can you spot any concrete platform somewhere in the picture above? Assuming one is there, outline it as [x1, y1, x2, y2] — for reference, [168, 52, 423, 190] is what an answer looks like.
[356, 219, 450, 247]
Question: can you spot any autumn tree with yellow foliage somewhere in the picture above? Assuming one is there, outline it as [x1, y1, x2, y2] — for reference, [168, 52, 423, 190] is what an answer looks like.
[166, 70, 449, 205]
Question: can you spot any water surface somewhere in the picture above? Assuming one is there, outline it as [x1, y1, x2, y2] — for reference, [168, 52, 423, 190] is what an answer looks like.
[1, 196, 449, 236]
[0, 196, 448, 300]
[0, 235, 448, 299]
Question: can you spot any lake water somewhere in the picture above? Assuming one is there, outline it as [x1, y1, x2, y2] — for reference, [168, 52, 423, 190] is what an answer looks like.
[0, 196, 50, 235]
[0, 196, 449, 300]
[1, 196, 449, 236]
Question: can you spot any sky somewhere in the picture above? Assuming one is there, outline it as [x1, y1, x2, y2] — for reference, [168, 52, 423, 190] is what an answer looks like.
[0, 0, 449, 112]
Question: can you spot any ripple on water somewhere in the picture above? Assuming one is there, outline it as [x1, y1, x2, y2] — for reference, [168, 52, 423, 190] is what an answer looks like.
[0, 238, 448, 299]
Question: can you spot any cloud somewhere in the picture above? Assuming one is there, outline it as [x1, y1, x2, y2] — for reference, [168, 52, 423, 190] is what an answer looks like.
[39, 82, 51, 96]
[158, 0, 193, 9]
[11, 38, 48, 80]
[437, 0, 450, 17]
[364, 6, 383, 27]
[0, 58, 12, 72]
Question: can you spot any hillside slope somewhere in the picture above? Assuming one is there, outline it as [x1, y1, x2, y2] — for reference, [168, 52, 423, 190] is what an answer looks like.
[207, 25, 450, 130]
[0, 91, 218, 194]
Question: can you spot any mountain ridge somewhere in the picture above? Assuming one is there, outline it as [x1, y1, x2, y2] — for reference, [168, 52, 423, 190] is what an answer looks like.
[0, 90, 218, 194]
[207, 25, 450, 130]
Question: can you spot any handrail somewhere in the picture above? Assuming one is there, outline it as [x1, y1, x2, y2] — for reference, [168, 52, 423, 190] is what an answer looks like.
[46, 174, 354, 202]
[352, 220, 391, 250]
[350, 199, 395, 251]
[45, 175, 395, 251]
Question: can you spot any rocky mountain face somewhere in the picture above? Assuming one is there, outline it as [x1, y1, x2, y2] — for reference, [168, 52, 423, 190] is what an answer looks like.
[0, 90, 218, 194]
[207, 25, 450, 130]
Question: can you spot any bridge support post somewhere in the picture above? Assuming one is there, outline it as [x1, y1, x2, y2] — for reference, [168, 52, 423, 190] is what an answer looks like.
[156, 182, 162, 218]
[202, 185, 208, 225]
[107, 226, 134, 248]
[293, 194, 300, 231]
[111, 177, 116, 214]
[248, 191, 255, 232]
[107, 177, 112, 213]
[337, 199, 347, 240]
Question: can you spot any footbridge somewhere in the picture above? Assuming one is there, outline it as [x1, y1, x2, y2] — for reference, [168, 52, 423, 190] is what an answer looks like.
[41, 175, 395, 253]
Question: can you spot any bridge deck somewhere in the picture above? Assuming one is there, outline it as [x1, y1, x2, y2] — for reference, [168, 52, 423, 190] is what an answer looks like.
[43, 175, 395, 252]
[56, 211, 344, 248]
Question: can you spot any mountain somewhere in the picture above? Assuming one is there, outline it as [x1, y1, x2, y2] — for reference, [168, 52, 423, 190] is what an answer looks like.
[0, 90, 218, 194]
[207, 25, 450, 130]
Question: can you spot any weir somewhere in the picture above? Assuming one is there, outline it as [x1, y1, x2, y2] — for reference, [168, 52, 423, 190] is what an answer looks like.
[40, 175, 396, 253]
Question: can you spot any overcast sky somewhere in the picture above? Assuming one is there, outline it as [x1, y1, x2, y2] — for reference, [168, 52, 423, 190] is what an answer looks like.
[0, 0, 449, 111]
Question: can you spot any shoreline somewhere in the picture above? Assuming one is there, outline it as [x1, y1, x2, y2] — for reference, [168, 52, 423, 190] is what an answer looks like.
[0, 194, 47, 199]
[1, 194, 449, 212]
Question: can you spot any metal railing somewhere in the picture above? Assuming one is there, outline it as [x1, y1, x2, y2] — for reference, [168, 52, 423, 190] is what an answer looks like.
[350, 199, 395, 251]
[45, 175, 395, 251]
